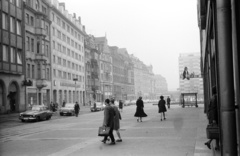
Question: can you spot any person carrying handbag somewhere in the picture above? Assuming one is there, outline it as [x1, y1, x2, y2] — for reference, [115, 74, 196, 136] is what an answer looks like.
[101, 99, 116, 145]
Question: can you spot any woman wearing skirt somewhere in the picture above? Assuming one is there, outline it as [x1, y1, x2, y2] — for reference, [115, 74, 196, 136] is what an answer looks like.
[134, 97, 147, 122]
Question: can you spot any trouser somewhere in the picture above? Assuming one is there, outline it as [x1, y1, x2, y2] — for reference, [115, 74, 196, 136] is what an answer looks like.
[104, 127, 115, 142]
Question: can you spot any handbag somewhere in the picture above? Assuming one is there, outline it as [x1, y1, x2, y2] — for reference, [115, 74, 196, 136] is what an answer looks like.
[206, 124, 219, 139]
[98, 126, 110, 136]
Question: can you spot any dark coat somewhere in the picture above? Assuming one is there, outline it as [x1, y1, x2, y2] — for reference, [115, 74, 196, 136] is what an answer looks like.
[134, 99, 147, 117]
[207, 94, 218, 124]
[74, 103, 80, 113]
[158, 99, 167, 113]
[103, 105, 115, 128]
[167, 98, 171, 104]
[112, 105, 121, 130]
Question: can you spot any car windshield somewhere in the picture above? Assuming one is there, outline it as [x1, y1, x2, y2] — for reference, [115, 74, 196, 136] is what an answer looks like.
[65, 104, 74, 108]
[32, 107, 41, 111]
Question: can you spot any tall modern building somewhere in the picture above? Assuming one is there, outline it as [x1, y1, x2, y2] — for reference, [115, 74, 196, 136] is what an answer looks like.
[178, 53, 204, 99]
[24, 0, 52, 107]
[48, 1, 85, 106]
[95, 37, 113, 100]
[0, 0, 25, 114]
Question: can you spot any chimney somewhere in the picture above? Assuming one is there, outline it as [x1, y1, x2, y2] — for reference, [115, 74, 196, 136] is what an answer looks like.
[59, 2, 65, 10]
[73, 13, 76, 19]
[78, 16, 81, 24]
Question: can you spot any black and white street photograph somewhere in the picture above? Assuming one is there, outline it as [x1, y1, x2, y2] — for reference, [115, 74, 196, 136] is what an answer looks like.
[0, 0, 239, 156]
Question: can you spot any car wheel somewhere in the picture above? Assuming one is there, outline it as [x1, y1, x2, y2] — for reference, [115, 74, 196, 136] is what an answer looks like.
[60, 113, 63, 116]
[21, 119, 25, 122]
[47, 116, 51, 120]
[36, 116, 40, 122]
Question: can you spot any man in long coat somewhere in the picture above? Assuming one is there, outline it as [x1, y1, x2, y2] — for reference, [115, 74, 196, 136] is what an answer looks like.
[102, 99, 116, 145]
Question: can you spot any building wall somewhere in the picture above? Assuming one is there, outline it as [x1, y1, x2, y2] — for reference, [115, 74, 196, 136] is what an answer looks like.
[24, 0, 52, 107]
[0, 0, 25, 114]
[49, 1, 85, 106]
[95, 37, 113, 100]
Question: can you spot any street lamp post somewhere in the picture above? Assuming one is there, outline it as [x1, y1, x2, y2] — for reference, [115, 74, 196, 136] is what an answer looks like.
[73, 78, 78, 102]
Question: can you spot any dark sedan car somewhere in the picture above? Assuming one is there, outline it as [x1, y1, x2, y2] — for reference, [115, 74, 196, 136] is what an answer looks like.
[19, 105, 53, 122]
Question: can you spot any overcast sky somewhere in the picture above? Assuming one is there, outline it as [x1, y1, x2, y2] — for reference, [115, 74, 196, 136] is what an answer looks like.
[60, 0, 200, 91]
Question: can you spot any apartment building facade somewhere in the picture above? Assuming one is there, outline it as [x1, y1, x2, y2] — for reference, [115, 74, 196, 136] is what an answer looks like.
[0, 0, 25, 114]
[49, 1, 85, 106]
[118, 48, 135, 100]
[84, 34, 101, 104]
[24, 0, 52, 107]
[95, 37, 113, 100]
[154, 74, 168, 97]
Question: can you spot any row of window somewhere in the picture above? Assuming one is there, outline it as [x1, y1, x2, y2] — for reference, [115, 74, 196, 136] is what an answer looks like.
[52, 27, 83, 52]
[53, 69, 84, 82]
[52, 13, 84, 43]
[2, 12, 22, 35]
[26, 63, 50, 80]
[1, 45, 22, 64]
[52, 41, 84, 62]
[26, 36, 49, 57]
[10, 0, 22, 8]
[52, 55, 84, 72]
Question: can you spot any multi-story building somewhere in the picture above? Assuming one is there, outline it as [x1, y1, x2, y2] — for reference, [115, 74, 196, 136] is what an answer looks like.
[49, 1, 85, 106]
[24, 0, 51, 107]
[84, 34, 100, 104]
[178, 53, 204, 99]
[154, 74, 168, 97]
[131, 55, 155, 99]
[118, 48, 135, 100]
[95, 37, 113, 100]
[111, 47, 134, 101]
[0, 0, 25, 114]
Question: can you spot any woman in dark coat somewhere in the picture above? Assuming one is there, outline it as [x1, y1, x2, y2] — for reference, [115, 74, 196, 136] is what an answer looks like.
[134, 97, 147, 122]
[158, 96, 167, 121]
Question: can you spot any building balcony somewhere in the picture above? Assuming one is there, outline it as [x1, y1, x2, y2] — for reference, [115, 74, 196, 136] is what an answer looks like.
[35, 53, 48, 61]
[36, 79, 47, 89]
[35, 28, 47, 37]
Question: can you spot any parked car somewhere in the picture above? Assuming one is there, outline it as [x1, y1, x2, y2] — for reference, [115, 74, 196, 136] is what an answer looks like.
[19, 105, 53, 122]
[59, 103, 75, 116]
[90, 102, 104, 112]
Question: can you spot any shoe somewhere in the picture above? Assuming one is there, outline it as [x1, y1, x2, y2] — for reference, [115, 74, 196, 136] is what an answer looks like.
[204, 142, 211, 149]
[161, 119, 162, 121]
[164, 118, 166, 120]
[109, 142, 116, 145]
[140, 120, 142, 122]
[116, 139, 122, 142]
[101, 139, 106, 144]
[137, 119, 139, 122]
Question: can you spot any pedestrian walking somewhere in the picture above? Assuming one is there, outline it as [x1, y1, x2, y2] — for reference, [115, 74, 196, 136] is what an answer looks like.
[119, 100, 123, 112]
[74, 102, 80, 117]
[134, 97, 147, 122]
[62, 100, 66, 107]
[110, 99, 122, 142]
[101, 99, 116, 145]
[167, 96, 171, 109]
[158, 96, 167, 121]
